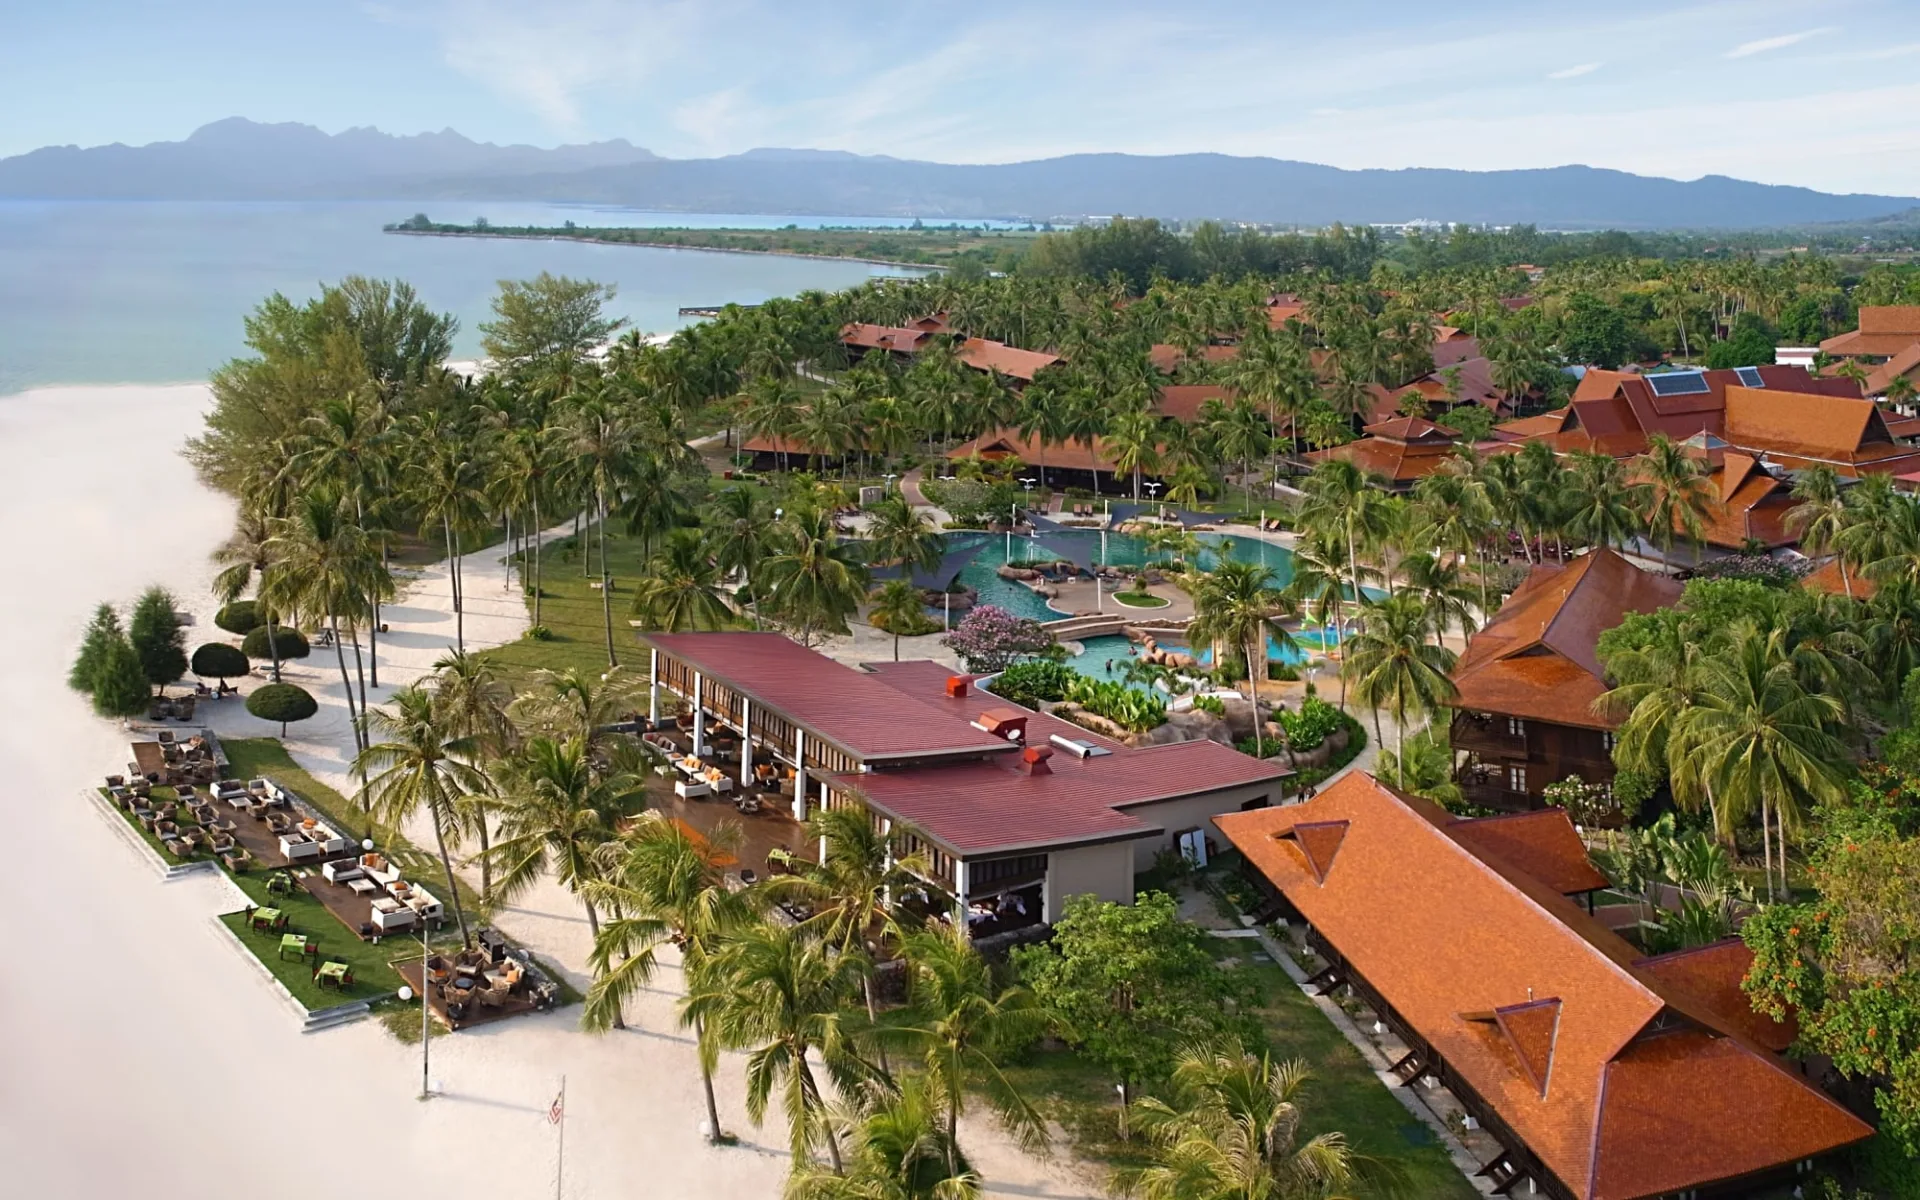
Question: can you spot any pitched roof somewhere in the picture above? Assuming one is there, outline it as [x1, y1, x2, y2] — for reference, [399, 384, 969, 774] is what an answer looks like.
[740, 433, 831, 456]
[837, 660, 1289, 855]
[1362, 415, 1458, 442]
[1803, 556, 1876, 600]
[1306, 427, 1461, 484]
[1213, 774, 1871, 1200]
[1634, 940, 1796, 1053]
[1864, 342, 1920, 396]
[1821, 306, 1920, 357]
[1449, 549, 1682, 728]
[1448, 809, 1611, 895]
[1155, 384, 1233, 424]
[636, 632, 1012, 762]
[956, 338, 1060, 381]
[947, 427, 1122, 474]
[842, 323, 934, 354]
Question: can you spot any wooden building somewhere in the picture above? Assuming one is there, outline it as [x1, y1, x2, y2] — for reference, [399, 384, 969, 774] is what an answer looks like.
[1448, 549, 1681, 811]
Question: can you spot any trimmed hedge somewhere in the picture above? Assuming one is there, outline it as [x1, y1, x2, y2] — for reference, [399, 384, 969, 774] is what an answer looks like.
[246, 683, 317, 733]
[214, 600, 264, 635]
[190, 642, 250, 679]
[242, 625, 310, 660]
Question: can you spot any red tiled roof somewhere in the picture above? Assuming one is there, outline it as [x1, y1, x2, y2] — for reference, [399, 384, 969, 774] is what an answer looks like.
[1821, 306, 1920, 358]
[957, 338, 1060, 381]
[1155, 384, 1233, 424]
[1494, 412, 1572, 441]
[1634, 940, 1797, 1053]
[1306, 431, 1459, 484]
[1150, 344, 1241, 373]
[1864, 343, 1920, 396]
[1362, 415, 1458, 441]
[1213, 774, 1871, 1200]
[1803, 557, 1876, 600]
[840, 660, 1288, 855]
[637, 632, 1012, 762]
[1449, 549, 1682, 729]
[1432, 336, 1483, 370]
[1448, 809, 1611, 895]
[740, 434, 829, 456]
[948, 427, 1122, 473]
[1886, 413, 1920, 440]
[1405, 356, 1506, 412]
[842, 323, 934, 354]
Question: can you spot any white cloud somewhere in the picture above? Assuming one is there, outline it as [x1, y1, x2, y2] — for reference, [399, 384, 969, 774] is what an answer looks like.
[1548, 62, 1601, 79]
[1726, 27, 1835, 58]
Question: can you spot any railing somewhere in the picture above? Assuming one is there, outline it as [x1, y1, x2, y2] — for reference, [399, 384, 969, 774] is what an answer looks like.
[1450, 713, 1525, 755]
[1456, 780, 1537, 812]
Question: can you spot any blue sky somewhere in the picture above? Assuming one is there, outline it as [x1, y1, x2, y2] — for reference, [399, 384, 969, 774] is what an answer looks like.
[6, 0, 1920, 194]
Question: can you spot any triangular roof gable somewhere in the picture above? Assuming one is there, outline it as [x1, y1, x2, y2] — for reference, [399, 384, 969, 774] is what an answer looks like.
[1280, 820, 1350, 882]
[1723, 385, 1879, 459]
[1495, 997, 1564, 1096]
[1719, 452, 1760, 503]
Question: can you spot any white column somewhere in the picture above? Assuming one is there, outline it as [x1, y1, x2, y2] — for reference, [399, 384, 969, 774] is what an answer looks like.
[691, 672, 706, 757]
[792, 728, 808, 821]
[955, 859, 971, 933]
[647, 647, 660, 724]
[1041, 853, 1053, 924]
[740, 697, 754, 784]
[818, 780, 831, 860]
[881, 818, 894, 909]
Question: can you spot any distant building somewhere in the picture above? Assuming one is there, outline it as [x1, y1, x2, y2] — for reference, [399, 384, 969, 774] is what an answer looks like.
[841, 318, 1061, 384]
[1305, 416, 1463, 491]
[1820, 305, 1920, 361]
[1213, 772, 1873, 1200]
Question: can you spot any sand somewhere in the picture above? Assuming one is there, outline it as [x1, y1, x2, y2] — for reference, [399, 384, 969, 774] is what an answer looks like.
[0, 382, 1103, 1199]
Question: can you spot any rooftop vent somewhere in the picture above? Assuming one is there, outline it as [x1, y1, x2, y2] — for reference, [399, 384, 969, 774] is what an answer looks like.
[1019, 745, 1054, 775]
[1049, 733, 1114, 759]
[971, 708, 1028, 742]
[945, 675, 971, 699]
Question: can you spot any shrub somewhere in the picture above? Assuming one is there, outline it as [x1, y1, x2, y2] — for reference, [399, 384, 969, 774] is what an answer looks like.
[129, 586, 188, 691]
[1065, 675, 1167, 732]
[214, 600, 263, 635]
[1267, 660, 1299, 682]
[1691, 554, 1810, 588]
[242, 625, 311, 660]
[1277, 696, 1343, 750]
[190, 642, 250, 680]
[869, 607, 940, 636]
[524, 624, 556, 641]
[92, 634, 152, 718]
[246, 683, 318, 734]
[70, 603, 123, 695]
[942, 605, 1056, 673]
[992, 660, 1075, 709]
[1192, 695, 1227, 717]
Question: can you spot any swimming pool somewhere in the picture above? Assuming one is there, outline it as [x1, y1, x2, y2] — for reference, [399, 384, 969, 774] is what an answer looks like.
[952, 530, 1294, 625]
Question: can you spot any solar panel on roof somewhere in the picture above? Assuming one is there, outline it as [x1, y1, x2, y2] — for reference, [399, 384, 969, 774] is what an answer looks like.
[1734, 366, 1766, 388]
[1646, 371, 1710, 397]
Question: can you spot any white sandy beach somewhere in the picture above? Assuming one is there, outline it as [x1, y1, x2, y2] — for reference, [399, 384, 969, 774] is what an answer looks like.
[0, 382, 1103, 1200]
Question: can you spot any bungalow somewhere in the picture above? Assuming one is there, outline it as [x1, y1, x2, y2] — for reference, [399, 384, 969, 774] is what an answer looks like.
[841, 320, 1061, 384]
[1305, 416, 1463, 491]
[1213, 772, 1872, 1200]
[1447, 548, 1681, 812]
[638, 634, 1288, 934]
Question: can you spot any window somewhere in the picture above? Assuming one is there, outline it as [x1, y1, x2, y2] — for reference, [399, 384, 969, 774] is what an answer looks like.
[1507, 766, 1527, 793]
[1602, 731, 1616, 752]
[1506, 717, 1526, 737]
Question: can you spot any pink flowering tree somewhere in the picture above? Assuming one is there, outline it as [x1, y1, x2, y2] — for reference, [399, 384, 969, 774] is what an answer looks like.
[942, 605, 1057, 673]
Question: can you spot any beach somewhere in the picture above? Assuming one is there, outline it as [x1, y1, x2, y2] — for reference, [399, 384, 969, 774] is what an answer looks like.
[0, 382, 1100, 1199]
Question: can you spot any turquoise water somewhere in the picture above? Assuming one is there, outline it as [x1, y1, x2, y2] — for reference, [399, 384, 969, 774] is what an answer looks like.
[0, 200, 929, 393]
[954, 530, 1293, 624]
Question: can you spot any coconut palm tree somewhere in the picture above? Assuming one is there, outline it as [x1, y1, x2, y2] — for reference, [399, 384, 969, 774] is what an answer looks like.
[1786, 464, 1853, 599]
[870, 580, 929, 662]
[1412, 467, 1495, 625]
[1116, 1040, 1361, 1200]
[1342, 594, 1458, 785]
[264, 487, 389, 754]
[1280, 532, 1360, 711]
[762, 506, 872, 646]
[685, 921, 871, 1172]
[883, 924, 1049, 1174]
[486, 736, 631, 943]
[509, 666, 647, 767]
[1401, 553, 1478, 642]
[432, 649, 517, 901]
[1563, 452, 1648, 552]
[566, 392, 638, 666]
[412, 439, 489, 652]
[1297, 458, 1386, 637]
[631, 528, 737, 632]
[865, 498, 944, 577]
[213, 505, 288, 680]
[786, 1075, 980, 1200]
[1373, 727, 1464, 808]
[1186, 559, 1296, 760]
[1676, 621, 1850, 898]
[582, 813, 758, 1139]
[1106, 409, 1162, 501]
[1639, 434, 1714, 564]
[355, 684, 486, 948]
[707, 486, 777, 625]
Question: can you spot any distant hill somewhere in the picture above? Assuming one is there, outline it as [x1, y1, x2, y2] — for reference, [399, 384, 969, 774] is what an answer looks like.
[0, 118, 659, 200]
[3, 119, 1914, 231]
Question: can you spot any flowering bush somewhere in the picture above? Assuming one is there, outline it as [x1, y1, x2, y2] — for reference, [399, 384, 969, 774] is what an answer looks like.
[942, 605, 1056, 673]
[1692, 554, 1810, 588]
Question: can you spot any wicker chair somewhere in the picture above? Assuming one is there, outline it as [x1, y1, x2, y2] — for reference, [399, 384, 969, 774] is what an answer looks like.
[222, 849, 252, 873]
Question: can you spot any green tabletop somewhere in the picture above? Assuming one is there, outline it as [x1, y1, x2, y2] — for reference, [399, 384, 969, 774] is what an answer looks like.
[315, 961, 350, 986]
[278, 933, 307, 960]
[253, 907, 283, 925]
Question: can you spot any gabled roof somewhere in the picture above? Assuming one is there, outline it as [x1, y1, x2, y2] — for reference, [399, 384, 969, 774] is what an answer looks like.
[1821, 306, 1920, 357]
[956, 338, 1060, 381]
[1449, 549, 1682, 728]
[1448, 809, 1610, 895]
[947, 427, 1122, 474]
[1155, 384, 1233, 424]
[1864, 342, 1920, 396]
[1635, 940, 1797, 1053]
[842, 323, 935, 354]
[1306, 427, 1461, 484]
[1722, 385, 1886, 460]
[1213, 774, 1871, 1200]
[1362, 415, 1457, 442]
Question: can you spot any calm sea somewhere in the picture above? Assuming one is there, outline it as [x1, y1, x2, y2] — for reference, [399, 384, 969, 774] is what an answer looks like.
[0, 200, 935, 394]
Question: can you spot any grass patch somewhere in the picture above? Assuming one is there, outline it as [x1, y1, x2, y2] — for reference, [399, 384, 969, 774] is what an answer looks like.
[219, 870, 409, 1010]
[478, 522, 641, 689]
[96, 785, 203, 865]
[1111, 591, 1168, 608]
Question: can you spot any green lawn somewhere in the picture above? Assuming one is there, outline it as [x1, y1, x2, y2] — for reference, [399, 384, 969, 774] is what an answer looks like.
[96, 785, 205, 865]
[479, 523, 644, 688]
[219, 871, 411, 1010]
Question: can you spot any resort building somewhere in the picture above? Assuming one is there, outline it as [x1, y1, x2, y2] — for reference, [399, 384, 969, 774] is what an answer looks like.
[1447, 548, 1681, 812]
[1820, 305, 1920, 362]
[841, 320, 1061, 384]
[637, 632, 1289, 935]
[1213, 772, 1873, 1200]
[1864, 344, 1920, 407]
[1305, 416, 1463, 490]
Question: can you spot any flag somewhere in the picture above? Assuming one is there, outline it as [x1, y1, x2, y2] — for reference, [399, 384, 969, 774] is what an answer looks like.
[548, 1090, 564, 1126]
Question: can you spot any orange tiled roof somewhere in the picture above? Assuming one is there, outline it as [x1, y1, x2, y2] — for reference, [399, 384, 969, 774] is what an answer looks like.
[1821, 306, 1920, 358]
[956, 338, 1060, 381]
[947, 427, 1120, 473]
[1803, 557, 1876, 600]
[1634, 940, 1797, 1053]
[1449, 549, 1682, 728]
[1306, 418, 1460, 483]
[841, 322, 935, 354]
[1448, 809, 1610, 895]
[1213, 774, 1871, 1200]
[1865, 343, 1920, 396]
[1154, 384, 1233, 424]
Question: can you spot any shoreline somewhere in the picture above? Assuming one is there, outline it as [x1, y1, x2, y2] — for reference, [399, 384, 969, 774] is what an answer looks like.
[385, 226, 948, 271]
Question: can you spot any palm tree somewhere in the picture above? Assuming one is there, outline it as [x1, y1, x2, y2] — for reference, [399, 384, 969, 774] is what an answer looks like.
[631, 528, 737, 631]
[297, 395, 398, 683]
[509, 666, 647, 766]
[707, 486, 777, 626]
[355, 685, 486, 948]
[1106, 409, 1162, 501]
[1117, 1040, 1361, 1200]
[1342, 594, 1458, 784]
[1563, 452, 1648, 552]
[1676, 622, 1850, 898]
[1374, 727, 1464, 808]
[1186, 559, 1295, 759]
[1401, 553, 1478, 641]
[685, 921, 871, 1172]
[865, 498, 943, 577]
[1280, 532, 1359, 711]
[213, 505, 287, 680]
[582, 813, 758, 1140]
[264, 487, 389, 754]
[870, 580, 928, 662]
[786, 1075, 980, 1200]
[1639, 434, 1714, 564]
[567, 393, 637, 666]
[486, 736, 630, 942]
[1014, 385, 1070, 489]
[1297, 458, 1385, 643]
[1412, 468, 1494, 626]
[432, 649, 516, 901]
[884, 925, 1049, 1174]
[412, 440, 489, 652]
[1786, 465, 1853, 600]
[762, 506, 871, 647]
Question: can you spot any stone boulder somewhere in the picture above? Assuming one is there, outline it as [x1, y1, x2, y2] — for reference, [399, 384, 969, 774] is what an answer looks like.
[1161, 707, 1234, 746]
[1217, 695, 1262, 740]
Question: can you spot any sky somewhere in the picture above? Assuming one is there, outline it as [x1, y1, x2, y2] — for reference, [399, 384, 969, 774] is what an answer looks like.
[6, 0, 1920, 195]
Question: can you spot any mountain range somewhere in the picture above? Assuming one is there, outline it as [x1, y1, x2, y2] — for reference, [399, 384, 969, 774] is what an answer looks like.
[4, 118, 1914, 231]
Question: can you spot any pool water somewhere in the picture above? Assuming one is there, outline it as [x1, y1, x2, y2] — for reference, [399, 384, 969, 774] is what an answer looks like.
[953, 530, 1293, 625]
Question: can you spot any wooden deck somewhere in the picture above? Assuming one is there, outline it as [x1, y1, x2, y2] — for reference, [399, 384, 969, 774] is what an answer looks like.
[395, 959, 541, 1032]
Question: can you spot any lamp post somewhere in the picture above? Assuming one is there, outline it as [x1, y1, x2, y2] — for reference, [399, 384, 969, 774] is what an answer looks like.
[883, 472, 898, 496]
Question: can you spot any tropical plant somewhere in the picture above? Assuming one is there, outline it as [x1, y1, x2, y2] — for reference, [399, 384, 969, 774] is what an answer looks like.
[1185, 559, 1295, 758]
[486, 736, 630, 943]
[246, 682, 318, 734]
[1341, 594, 1458, 783]
[762, 505, 872, 645]
[631, 528, 737, 632]
[128, 586, 188, 695]
[1639, 433, 1714, 560]
[869, 579, 930, 661]
[786, 1074, 980, 1200]
[942, 605, 1056, 673]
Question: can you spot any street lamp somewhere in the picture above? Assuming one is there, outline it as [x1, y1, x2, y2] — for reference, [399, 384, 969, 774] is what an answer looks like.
[883, 472, 898, 496]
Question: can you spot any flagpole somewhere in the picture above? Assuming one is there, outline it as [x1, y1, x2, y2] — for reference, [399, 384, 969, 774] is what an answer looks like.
[553, 1075, 568, 1200]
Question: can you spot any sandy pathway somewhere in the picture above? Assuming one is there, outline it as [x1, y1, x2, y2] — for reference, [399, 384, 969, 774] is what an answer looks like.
[0, 382, 1103, 1200]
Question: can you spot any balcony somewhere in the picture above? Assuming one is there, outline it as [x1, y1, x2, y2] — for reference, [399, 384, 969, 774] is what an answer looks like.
[1450, 712, 1526, 757]
[1455, 780, 1538, 813]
